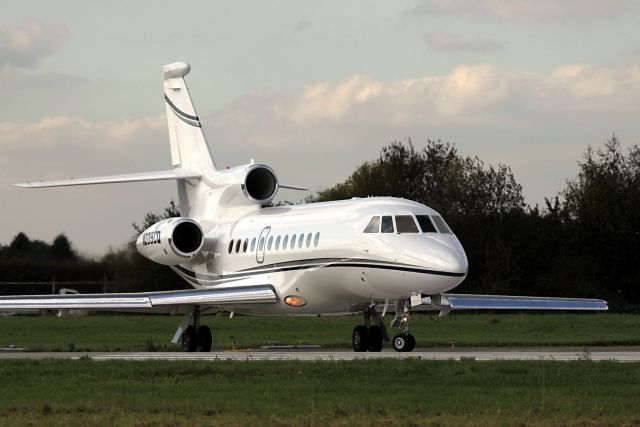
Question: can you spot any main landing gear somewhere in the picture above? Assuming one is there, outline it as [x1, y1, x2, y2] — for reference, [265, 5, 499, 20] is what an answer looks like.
[179, 306, 212, 352]
[351, 306, 388, 352]
[351, 299, 416, 353]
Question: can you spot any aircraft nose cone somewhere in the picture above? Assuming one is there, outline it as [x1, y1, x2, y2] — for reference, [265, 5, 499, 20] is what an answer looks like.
[448, 246, 468, 275]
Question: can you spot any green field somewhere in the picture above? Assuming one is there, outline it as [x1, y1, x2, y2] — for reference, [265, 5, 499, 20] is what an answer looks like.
[1, 359, 639, 426]
[1, 313, 639, 351]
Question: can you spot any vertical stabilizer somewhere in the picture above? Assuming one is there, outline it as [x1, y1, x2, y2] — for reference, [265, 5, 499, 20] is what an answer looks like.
[163, 62, 217, 174]
[163, 62, 217, 219]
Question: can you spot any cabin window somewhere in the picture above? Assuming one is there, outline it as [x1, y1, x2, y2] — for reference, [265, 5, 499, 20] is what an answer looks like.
[298, 234, 304, 248]
[235, 239, 241, 253]
[314, 232, 320, 247]
[283, 235, 289, 249]
[243, 239, 248, 253]
[259, 237, 265, 251]
[267, 236, 273, 251]
[395, 215, 419, 233]
[416, 215, 437, 233]
[228, 240, 234, 254]
[306, 233, 312, 248]
[432, 216, 452, 234]
[381, 216, 394, 233]
[251, 238, 256, 252]
[364, 216, 380, 233]
[291, 234, 297, 249]
[275, 236, 281, 250]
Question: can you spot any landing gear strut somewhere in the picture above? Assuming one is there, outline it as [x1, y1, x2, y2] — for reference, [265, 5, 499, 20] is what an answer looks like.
[351, 305, 389, 352]
[178, 306, 212, 352]
[390, 299, 416, 352]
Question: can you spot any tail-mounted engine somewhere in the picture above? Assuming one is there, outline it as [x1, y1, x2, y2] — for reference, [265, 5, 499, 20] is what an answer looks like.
[215, 163, 279, 206]
[136, 217, 204, 265]
[242, 164, 278, 203]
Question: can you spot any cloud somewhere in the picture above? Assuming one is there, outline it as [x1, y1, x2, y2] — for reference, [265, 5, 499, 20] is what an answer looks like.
[0, 115, 165, 154]
[0, 19, 68, 69]
[209, 64, 640, 138]
[407, 0, 635, 19]
[424, 32, 505, 52]
[294, 20, 313, 33]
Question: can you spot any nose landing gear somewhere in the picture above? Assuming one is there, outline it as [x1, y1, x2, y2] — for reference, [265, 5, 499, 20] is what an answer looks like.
[390, 299, 416, 352]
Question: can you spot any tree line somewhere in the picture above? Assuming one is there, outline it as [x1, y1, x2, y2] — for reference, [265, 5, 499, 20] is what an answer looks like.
[1, 136, 638, 310]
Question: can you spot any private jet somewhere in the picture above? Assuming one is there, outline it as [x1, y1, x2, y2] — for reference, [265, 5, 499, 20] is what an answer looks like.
[0, 62, 608, 352]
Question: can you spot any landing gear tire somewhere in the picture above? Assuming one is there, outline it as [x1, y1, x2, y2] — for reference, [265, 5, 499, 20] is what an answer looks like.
[352, 325, 369, 352]
[197, 325, 212, 352]
[182, 325, 198, 352]
[368, 325, 383, 352]
[392, 333, 416, 352]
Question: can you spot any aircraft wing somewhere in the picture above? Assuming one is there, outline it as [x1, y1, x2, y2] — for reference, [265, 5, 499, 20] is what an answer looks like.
[0, 285, 277, 312]
[419, 293, 608, 312]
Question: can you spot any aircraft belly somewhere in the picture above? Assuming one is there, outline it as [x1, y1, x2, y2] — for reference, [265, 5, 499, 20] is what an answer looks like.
[225, 264, 463, 315]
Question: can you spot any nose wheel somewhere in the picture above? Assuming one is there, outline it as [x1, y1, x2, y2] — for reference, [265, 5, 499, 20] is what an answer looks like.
[389, 299, 417, 352]
[392, 333, 416, 352]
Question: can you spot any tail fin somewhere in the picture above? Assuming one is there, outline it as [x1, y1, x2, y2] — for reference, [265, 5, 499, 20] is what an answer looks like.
[163, 62, 217, 174]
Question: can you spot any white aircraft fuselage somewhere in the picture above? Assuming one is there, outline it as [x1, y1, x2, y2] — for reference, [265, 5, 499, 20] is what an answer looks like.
[169, 197, 468, 315]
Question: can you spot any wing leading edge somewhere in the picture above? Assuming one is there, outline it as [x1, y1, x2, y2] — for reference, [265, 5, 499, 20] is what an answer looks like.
[0, 285, 277, 311]
[422, 294, 608, 311]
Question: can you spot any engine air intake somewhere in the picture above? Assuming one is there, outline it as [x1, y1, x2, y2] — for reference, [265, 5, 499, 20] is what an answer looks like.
[173, 221, 203, 254]
[244, 166, 278, 203]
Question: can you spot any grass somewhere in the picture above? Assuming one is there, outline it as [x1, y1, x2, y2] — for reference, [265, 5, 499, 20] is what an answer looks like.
[1, 359, 640, 426]
[1, 312, 639, 351]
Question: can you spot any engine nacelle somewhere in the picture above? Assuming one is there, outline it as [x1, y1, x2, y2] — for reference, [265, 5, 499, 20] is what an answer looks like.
[215, 163, 279, 206]
[136, 217, 204, 265]
[242, 164, 278, 204]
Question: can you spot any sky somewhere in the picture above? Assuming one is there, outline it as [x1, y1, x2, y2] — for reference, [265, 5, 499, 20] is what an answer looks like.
[1, 0, 640, 256]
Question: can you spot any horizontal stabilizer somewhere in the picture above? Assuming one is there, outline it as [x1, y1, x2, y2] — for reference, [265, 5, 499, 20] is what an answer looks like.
[15, 169, 201, 188]
[432, 294, 608, 311]
[280, 184, 309, 191]
[0, 285, 277, 310]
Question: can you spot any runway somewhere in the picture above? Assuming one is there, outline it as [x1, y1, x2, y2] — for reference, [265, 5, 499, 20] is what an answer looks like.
[1, 347, 640, 362]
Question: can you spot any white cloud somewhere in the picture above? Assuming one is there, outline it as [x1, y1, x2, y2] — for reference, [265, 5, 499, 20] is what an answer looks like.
[0, 115, 165, 152]
[408, 0, 635, 19]
[424, 32, 505, 52]
[0, 19, 68, 69]
[208, 64, 640, 138]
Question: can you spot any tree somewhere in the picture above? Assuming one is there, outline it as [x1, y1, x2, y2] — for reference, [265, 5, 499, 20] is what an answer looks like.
[51, 234, 77, 260]
[313, 139, 525, 222]
[133, 200, 180, 234]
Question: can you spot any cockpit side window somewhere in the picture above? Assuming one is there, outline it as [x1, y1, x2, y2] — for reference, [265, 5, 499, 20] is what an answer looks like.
[432, 216, 452, 234]
[381, 216, 394, 233]
[395, 215, 419, 233]
[416, 215, 437, 233]
[363, 216, 380, 233]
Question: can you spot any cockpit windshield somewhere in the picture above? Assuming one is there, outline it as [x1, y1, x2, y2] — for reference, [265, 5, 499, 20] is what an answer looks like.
[431, 216, 452, 234]
[395, 215, 419, 233]
[416, 215, 437, 233]
[363, 214, 453, 234]
[381, 216, 394, 233]
[364, 216, 380, 233]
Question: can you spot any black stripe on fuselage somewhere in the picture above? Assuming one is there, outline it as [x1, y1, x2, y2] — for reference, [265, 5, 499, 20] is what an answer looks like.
[173, 258, 466, 285]
[164, 94, 201, 127]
